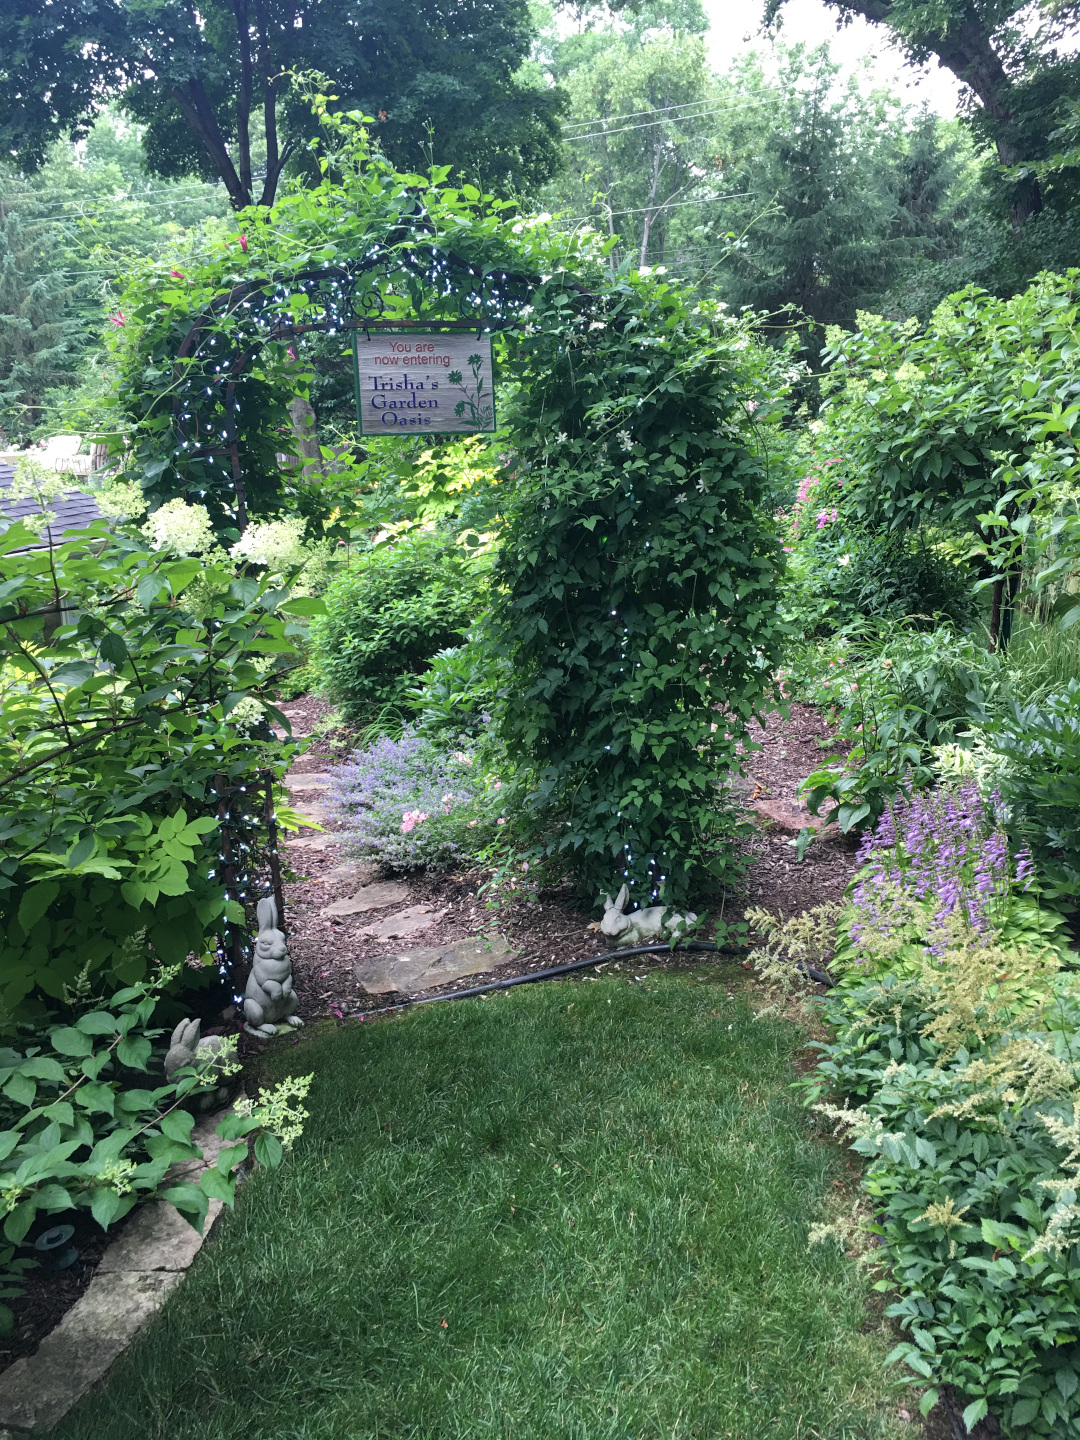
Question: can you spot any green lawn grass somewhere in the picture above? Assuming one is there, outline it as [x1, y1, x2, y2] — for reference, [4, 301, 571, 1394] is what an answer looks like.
[55, 971, 906, 1440]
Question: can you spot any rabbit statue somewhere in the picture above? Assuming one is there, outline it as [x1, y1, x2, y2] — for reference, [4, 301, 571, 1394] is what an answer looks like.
[599, 884, 697, 948]
[164, 1018, 235, 1110]
[243, 897, 304, 1038]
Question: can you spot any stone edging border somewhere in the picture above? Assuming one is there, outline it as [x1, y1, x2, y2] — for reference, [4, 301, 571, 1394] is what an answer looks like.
[0, 1109, 231, 1437]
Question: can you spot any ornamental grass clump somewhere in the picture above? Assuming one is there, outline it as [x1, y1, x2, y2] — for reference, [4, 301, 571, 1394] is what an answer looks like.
[326, 730, 505, 870]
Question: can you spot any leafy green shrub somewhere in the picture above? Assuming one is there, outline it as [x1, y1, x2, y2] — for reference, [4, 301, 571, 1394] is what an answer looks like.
[983, 680, 1080, 898]
[786, 525, 974, 633]
[0, 971, 311, 1334]
[493, 276, 789, 906]
[778, 444, 974, 635]
[0, 515, 307, 1018]
[407, 636, 511, 742]
[813, 271, 1080, 650]
[310, 531, 486, 724]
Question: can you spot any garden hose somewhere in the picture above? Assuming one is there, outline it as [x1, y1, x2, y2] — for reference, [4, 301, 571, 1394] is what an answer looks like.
[343, 940, 833, 1022]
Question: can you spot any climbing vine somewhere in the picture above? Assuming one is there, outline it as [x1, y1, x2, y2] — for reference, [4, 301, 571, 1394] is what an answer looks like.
[493, 273, 793, 906]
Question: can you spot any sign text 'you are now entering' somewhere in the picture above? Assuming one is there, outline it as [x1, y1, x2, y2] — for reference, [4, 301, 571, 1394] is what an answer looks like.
[353, 332, 496, 436]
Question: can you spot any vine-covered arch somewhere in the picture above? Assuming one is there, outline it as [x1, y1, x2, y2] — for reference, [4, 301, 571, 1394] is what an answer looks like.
[113, 130, 789, 905]
[168, 243, 537, 530]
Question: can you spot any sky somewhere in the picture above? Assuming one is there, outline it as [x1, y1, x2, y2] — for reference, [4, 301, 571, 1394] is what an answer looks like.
[702, 0, 964, 116]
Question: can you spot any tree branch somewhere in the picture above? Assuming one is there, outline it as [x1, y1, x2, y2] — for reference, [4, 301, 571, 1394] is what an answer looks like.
[233, 0, 254, 202]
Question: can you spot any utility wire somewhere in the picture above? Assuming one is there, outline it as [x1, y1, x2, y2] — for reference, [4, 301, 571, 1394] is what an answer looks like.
[558, 190, 754, 225]
[561, 96, 771, 140]
[560, 93, 770, 132]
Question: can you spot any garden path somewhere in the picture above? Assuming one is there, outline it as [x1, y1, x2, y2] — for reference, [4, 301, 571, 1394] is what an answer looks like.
[278, 698, 863, 1022]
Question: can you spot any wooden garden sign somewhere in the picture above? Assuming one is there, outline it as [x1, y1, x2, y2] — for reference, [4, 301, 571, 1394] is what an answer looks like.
[353, 332, 496, 435]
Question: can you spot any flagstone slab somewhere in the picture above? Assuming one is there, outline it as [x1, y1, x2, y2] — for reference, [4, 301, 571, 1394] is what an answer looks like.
[286, 833, 335, 852]
[285, 772, 333, 791]
[359, 904, 448, 940]
[354, 934, 513, 996]
[323, 881, 410, 917]
[751, 798, 835, 834]
[322, 862, 373, 886]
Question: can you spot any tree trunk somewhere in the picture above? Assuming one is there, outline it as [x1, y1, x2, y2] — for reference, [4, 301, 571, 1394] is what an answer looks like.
[287, 395, 322, 482]
[233, 0, 254, 203]
[168, 77, 250, 209]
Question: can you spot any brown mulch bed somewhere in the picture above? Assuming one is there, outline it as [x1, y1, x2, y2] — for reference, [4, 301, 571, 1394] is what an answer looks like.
[277, 697, 862, 1022]
[0, 1211, 112, 1374]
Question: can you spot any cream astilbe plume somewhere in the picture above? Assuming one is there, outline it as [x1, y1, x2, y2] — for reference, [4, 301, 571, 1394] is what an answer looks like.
[745, 902, 841, 1003]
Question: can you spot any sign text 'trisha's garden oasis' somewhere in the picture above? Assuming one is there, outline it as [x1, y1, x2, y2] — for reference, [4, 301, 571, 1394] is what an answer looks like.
[353, 332, 495, 436]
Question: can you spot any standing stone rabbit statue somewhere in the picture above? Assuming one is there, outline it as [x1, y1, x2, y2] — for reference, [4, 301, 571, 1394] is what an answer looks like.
[164, 1018, 235, 1109]
[599, 884, 697, 948]
[244, 897, 304, 1038]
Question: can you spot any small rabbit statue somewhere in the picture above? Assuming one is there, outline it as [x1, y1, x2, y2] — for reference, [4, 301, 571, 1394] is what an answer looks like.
[244, 897, 304, 1038]
[164, 1018, 234, 1110]
[599, 884, 697, 948]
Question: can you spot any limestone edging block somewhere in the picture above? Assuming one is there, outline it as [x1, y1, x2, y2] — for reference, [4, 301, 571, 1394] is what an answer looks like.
[0, 1271, 182, 1433]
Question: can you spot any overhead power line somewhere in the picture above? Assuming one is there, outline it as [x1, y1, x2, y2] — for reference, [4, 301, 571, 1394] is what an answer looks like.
[561, 96, 772, 141]
[559, 190, 755, 225]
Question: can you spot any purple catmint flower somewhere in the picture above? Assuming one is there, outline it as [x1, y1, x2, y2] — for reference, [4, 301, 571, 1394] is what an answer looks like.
[324, 729, 503, 870]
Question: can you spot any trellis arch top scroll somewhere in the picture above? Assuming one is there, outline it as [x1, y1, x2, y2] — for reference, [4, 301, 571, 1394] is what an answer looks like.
[165, 239, 538, 530]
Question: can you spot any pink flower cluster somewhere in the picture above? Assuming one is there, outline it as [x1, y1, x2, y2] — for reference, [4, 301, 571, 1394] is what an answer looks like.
[401, 809, 429, 834]
[816, 507, 839, 530]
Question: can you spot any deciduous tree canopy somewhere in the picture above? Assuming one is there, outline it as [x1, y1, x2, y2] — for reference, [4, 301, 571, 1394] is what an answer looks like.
[0, 0, 566, 208]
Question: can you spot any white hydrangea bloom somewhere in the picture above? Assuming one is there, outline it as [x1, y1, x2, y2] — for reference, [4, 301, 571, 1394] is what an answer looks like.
[230, 516, 315, 574]
[145, 499, 217, 556]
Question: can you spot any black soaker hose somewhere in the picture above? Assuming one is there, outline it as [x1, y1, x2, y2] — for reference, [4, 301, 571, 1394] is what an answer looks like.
[344, 940, 833, 1021]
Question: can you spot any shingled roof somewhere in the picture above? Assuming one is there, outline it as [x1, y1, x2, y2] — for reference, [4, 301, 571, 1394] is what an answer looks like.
[0, 461, 104, 550]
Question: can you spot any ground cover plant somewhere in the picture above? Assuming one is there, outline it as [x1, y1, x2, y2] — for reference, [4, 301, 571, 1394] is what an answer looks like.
[325, 728, 507, 870]
[50, 972, 907, 1440]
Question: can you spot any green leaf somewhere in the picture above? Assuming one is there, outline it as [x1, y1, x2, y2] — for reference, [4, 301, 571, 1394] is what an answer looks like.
[20, 1054, 65, 1077]
[49, 1027, 94, 1057]
[962, 1398, 988, 1430]
[2, 1073, 35, 1107]
[117, 1035, 152, 1070]
[3, 1201, 37, 1244]
[918, 1389, 939, 1418]
[99, 631, 129, 666]
[159, 1110, 195, 1144]
[17, 881, 59, 933]
[75, 1082, 116, 1116]
[199, 1166, 236, 1204]
[90, 1188, 123, 1228]
[254, 1131, 283, 1169]
[75, 1012, 120, 1036]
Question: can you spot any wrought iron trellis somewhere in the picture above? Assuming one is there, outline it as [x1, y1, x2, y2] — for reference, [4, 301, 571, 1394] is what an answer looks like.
[168, 231, 537, 997]
[212, 769, 286, 1000]
[171, 238, 538, 529]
